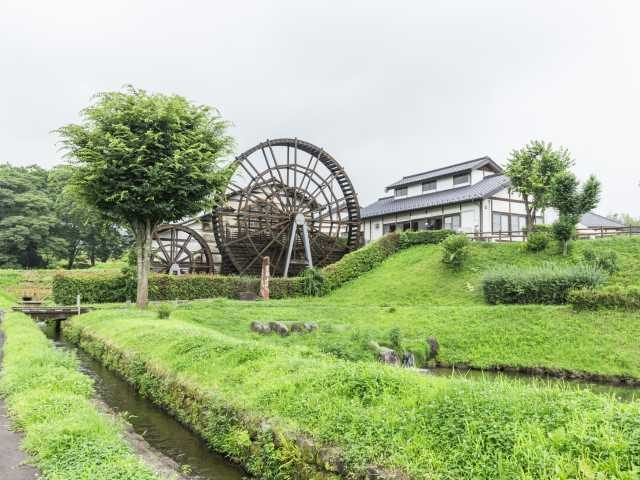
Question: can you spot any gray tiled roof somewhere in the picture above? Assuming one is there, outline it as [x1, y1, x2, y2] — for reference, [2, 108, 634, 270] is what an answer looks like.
[580, 212, 625, 228]
[385, 156, 502, 190]
[362, 174, 510, 219]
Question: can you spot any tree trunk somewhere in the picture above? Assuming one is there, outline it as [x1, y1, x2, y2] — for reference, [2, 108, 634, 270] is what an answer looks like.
[133, 219, 154, 308]
[523, 197, 535, 233]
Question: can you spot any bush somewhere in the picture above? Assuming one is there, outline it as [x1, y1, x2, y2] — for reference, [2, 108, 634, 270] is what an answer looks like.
[568, 286, 640, 310]
[482, 264, 606, 304]
[300, 267, 328, 296]
[53, 272, 303, 304]
[157, 303, 172, 319]
[323, 233, 401, 290]
[525, 231, 551, 252]
[397, 230, 454, 249]
[582, 247, 619, 274]
[531, 224, 553, 234]
[441, 234, 471, 271]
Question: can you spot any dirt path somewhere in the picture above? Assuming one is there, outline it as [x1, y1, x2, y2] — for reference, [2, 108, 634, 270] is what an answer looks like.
[0, 329, 40, 479]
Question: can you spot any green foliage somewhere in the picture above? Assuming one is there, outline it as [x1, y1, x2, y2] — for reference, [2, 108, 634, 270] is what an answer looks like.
[66, 312, 640, 479]
[323, 233, 401, 290]
[531, 224, 553, 234]
[0, 164, 62, 268]
[52, 272, 303, 304]
[388, 327, 402, 351]
[549, 171, 601, 255]
[525, 231, 551, 252]
[157, 303, 173, 319]
[300, 267, 327, 297]
[582, 246, 619, 274]
[397, 229, 454, 249]
[0, 313, 158, 479]
[505, 140, 573, 230]
[569, 286, 640, 311]
[441, 234, 471, 270]
[56, 86, 234, 306]
[607, 212, 639, 226]
[482, 264, 606, 304]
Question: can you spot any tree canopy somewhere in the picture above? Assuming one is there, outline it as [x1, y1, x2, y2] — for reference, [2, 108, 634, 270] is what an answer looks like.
[549, 172, 601, 254]
[57, 86, 234, 307]
[505, 141, 573, 231]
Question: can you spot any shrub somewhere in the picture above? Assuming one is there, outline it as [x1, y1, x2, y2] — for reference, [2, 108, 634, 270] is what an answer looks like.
[53, 272, 303, 304]
[397, 230, 454, 249]
[531, 224, 553, 234]
[582, 247, 619, 274]
[482, 264, 606, 304]
[323, 233, 401, 290]
[157, 303, 172, 319]
[300, 267, 328, 297]
[568, 286, 640, 310]
[525, 231, 551, 252]
[441, 234, 471, 271]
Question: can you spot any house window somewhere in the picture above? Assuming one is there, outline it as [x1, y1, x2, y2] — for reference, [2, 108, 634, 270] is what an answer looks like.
[492, 213, 510, 232]
[374, 223, 380, 230]
[453, 173, 471, 186]
[395, 187, 408, 197]
[422, 180, 437, 192]
[383, 224, 397, 234]
[444, 214, 461, 231]
[511, 215, 527, 233]
[402, 222, 411, 232]
[411, 221, 419, 231]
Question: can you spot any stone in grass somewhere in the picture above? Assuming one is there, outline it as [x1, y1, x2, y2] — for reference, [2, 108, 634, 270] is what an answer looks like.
[378, 348, 400, 365]
[426, 336, 439, 361]
[268, 321, 289, 336]
[401, 352, 415, 368]
[289, 322, 304, 332]
[250, 321, 271, 334]
[317, 447, 345, 475]
[303, 322, 318, 332]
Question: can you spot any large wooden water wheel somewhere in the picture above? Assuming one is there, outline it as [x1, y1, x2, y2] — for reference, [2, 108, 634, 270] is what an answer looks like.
[213, 138, 361, 277]
[151, 224, 214, 274]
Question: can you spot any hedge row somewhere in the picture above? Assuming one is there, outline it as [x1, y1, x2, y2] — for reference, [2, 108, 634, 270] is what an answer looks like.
[323, 230, 453, 291]
[53, 272, 303, 304]
[482, 264, 606, 304]
[53, 230, 452, 304]
[568, 286, 640, 311]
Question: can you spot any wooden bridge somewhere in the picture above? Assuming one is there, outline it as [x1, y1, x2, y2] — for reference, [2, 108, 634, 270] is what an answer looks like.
[11, 306, 92, 321]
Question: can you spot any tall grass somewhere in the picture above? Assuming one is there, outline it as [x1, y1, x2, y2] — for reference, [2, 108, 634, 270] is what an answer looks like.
[0, 313, 158, 479]
[67, 313, 640, 479]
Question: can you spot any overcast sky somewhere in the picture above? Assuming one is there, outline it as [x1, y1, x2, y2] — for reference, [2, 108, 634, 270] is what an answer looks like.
[1, 1, 638, 215]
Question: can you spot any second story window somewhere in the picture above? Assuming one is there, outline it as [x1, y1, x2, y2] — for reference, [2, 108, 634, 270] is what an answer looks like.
[453, 172, 471, 186]
[422, 180, 437, 192]
[395, 187, 408, 197]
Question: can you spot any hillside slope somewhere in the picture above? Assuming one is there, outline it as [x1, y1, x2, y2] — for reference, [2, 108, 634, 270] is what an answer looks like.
[327, 236, 640, 305]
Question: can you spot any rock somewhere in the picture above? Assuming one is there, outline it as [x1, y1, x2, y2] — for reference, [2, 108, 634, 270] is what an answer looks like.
[238, 291, 258, 301]
[401, 352, 415, 368]
[426, 336, 439, 361]
[303, 322, 318, 332]
[317, 447, 345, 474]
[289, 322, 304, 332]
[250, 321, 271, 334]
[377, 348, 400, 365]
[295, 436, 316, 463]
[268, 321, 289, 336]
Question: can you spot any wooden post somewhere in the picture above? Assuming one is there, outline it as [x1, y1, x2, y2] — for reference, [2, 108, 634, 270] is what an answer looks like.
[260, 256, 270, 301]
[76, 294, 81, 316]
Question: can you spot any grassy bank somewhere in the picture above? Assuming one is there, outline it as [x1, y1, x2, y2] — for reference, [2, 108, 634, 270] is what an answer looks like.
[66, 312, 640, 479]
[163, 299, 640, 381]
[0, 312, 159, 479]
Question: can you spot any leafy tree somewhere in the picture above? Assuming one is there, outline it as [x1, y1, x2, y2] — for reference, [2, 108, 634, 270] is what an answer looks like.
[505, 141, 573, 232]
[549, 172, 601, 255]
[57, 86, 234, 307]
[47, 165, 129, 268]
[0, 164, 62, 268]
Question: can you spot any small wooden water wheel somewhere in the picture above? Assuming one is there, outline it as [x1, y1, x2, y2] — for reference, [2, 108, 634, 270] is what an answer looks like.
[212, 138, 361, 277]
[151, 224, 214, 274]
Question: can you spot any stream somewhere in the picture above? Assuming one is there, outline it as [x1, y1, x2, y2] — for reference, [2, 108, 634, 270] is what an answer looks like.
[39, 322, 246, 480]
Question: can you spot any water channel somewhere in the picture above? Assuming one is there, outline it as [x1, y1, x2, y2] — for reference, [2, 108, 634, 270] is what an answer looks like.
[39, 322, 247, 480]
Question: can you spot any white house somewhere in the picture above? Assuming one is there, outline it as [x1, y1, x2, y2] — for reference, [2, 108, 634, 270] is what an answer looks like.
[362, 157, 567, 243]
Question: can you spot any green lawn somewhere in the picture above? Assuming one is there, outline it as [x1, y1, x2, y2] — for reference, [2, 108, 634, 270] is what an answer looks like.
[66, 312, 640, 479]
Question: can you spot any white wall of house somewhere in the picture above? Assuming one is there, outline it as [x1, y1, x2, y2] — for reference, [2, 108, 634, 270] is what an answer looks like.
[392, 167, 483, 199]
